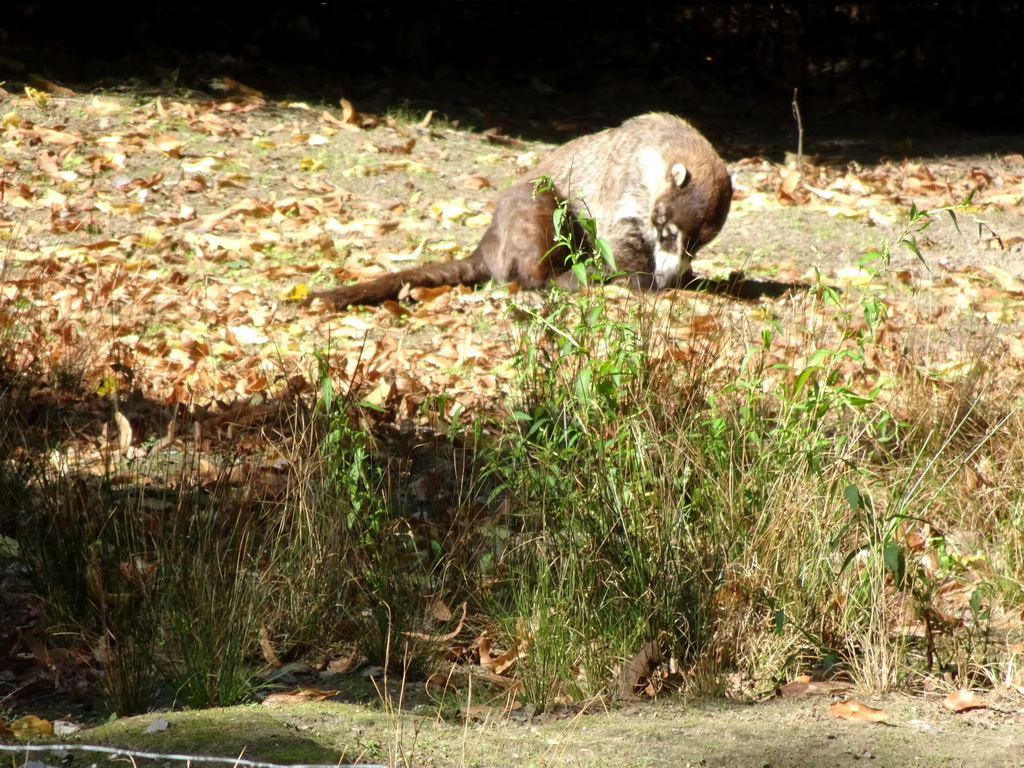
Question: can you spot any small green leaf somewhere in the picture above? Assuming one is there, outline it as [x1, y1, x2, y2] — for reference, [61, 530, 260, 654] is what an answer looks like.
[791, 367, 816, 397]
[571, 262, 588, 286]
[844, 484, 861, 513]
[595, 237, 615, 269]
[946, 208, 961, 234]
[552, 207, 565, 232]
[806, 348, 834, 367]
[969, 589, 981, 616]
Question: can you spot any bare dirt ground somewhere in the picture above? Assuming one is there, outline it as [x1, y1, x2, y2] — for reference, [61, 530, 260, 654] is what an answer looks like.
[3, 69, 1024, 767]
[13, 691, 1024, 768]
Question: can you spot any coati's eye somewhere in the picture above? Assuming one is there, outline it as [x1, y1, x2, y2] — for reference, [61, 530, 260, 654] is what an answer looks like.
[659, 222, 680, 252]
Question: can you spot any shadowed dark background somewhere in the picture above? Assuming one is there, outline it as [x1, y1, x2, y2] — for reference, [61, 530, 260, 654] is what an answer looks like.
[2, 3, 1021, 159]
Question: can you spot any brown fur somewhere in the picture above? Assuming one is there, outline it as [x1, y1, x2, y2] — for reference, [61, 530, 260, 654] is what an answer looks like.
[303, 113, 731, 308]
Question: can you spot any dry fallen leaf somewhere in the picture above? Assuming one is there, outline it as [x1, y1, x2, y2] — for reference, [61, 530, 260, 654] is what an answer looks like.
[777, 169, 804, 204]
[338, 98, 365, 131]
[327, 647, 360, 674]
[409, 285, 452, 303]
[404, 601, 467, 643]
[10, 714, 55, 738]
[828, 699, 892, 723]
[417, 110, 435, 128]
[461, 174, 491, 190]
[209, 77, 264, 99]
[941, 689, 988, 713]
[83, 97, 122, 116]
[478, 636, 525, 675]
[27, 75, 74, 96]
[260, 624, 282, 667]
[262, 688, 339, 706]
[114, 411, 133, 453]
[281, 283, 310, 301]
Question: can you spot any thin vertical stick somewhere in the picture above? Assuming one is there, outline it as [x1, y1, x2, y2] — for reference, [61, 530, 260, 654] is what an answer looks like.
[792, 88, 804, 171]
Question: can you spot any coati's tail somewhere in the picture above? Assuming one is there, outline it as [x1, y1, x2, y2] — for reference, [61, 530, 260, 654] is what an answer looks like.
[300, 251, 490, 309]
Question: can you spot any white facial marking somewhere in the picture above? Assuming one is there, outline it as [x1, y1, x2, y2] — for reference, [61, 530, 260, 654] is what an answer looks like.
[653, 245, 682, 288]
[653, 222, 686, 288]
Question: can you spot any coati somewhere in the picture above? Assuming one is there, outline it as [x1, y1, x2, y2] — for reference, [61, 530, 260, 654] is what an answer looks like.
[302, 113, 732, 308]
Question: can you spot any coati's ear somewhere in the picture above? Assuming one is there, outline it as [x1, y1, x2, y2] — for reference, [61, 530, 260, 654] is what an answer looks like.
[670, 163, 688, 187]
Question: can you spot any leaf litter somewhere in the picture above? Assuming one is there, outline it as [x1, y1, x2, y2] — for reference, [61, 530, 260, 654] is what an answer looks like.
[4, 85, 1024, 765]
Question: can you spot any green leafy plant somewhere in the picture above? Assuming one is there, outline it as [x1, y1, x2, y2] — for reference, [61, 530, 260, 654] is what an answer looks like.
[481, 189, 722, 708]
